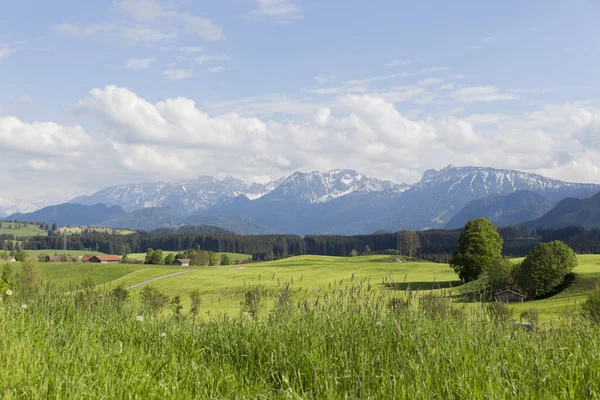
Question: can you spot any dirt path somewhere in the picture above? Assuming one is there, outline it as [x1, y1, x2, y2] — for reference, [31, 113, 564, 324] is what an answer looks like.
[126, 271, 193, 290]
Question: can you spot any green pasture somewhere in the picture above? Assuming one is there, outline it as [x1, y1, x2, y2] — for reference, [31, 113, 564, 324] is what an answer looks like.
[0, 223, 46, 237]
[5, 254, 600, 321]
[127, 251, 251, 262]
[59, 226, 135, 235]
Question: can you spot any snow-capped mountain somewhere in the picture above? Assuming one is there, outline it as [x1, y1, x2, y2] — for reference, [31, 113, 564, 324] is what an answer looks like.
[261, 169, 410, 204]
[0, 201, 50, 218]
[70, 176, 284, 214]
[414, 165, 600, 200]
[69, 170, 408, 214]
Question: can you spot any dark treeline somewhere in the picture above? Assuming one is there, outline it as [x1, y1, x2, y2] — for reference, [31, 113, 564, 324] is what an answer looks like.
[18, 225, 600, 261]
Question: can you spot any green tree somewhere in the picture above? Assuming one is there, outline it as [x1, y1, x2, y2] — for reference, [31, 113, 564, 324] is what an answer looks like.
[208, 251, 218, 266]
[486, 256, 516, 291]
[175, 252, 186, 260]
[401, 231, 421, 258]
[145, 249, 164, 265]
[14, 251, 27, 262]
[515, 240, 577, 299]
[220, 254, 231, 266]
[189, 251, 207, 266]
[51, 223, 58, 231]
[449, 218, 503, 282]
[164, 253, 175, 265]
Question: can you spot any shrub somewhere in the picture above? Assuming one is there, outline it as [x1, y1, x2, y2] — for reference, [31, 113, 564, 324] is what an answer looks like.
[515, 241, 577, 299]
[140, 286, 169, 313]
[189, 289, 201, 316]
[581, 284, 600, 324]
[109, 285, 129, 308]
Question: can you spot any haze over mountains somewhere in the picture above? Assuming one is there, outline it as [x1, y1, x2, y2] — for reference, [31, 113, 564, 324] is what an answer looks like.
[5, 166, 600, 234]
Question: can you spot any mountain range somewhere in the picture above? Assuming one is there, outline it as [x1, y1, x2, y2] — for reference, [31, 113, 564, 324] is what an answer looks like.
[5, 165, 600, 234]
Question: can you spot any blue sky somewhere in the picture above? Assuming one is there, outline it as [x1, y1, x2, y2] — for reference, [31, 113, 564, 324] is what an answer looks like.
[1, 0, 600, 209]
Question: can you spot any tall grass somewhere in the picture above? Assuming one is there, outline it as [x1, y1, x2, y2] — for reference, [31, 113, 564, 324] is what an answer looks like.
[0, 278, 599, 398]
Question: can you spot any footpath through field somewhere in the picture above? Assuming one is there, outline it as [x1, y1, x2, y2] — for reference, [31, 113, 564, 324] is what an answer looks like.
[125, 271, 193, 290]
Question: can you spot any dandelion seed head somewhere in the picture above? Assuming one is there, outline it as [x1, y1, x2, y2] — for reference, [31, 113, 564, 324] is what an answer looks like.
[160, 332, 167, 338]
[21, 303, 28, 309]
[375, 321, 383, 327]
[6, 289, 13, 296]
[136, 315, 144, 322]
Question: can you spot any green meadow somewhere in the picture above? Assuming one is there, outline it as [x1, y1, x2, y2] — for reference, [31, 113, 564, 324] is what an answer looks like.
[0, 223, 46, 237]
[2, 254, 600, 397]
[127, 251, 251, 262]
[8, 254, 600, 320]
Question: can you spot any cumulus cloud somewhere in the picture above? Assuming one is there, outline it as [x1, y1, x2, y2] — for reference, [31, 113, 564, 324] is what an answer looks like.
[0, 116, 92, 156]
[451, 86, 518, 102]
[68, 86, 600, 188]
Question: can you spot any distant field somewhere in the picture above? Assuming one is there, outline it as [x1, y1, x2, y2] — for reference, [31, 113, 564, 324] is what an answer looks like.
[5, 254, 600, 321]
[127, 251, 251, 262]
[23, 249, 107, 257]
[0, 223, 46, 237]
[59, 226, 136, 235]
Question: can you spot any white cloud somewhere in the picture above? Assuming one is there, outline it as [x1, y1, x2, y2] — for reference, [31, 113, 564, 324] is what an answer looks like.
[451, 86, 518, 102]
[114, 0, 170, 21]
[422, 66, 448, 73]
[250, 0, 301, 22]
[0, 116, 92, 156]
[440, 83, 454, 90]
[384, 59, 414, 67]
[121, 26, 176, 43]
[182, 13, 225, 41]
[179, 46, 203, 53]
[162, 69, 193, 80]
[8, 86, 599, 204]
[195, 54, 230, 64]
[205, 66, 224, 73]
[419, 77, 443, 86]
[28, 160, 60, 171]
[54, 22, 118, 36]
[124, 57, 156, 69]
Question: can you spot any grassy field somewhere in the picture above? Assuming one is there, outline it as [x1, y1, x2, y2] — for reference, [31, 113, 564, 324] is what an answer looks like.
[0, 223, 46, 237]
[127, 251, 251, 262]
[6, 254, 599, 320]
[59, 226, 136, 235]
[2, 254, 600, 397]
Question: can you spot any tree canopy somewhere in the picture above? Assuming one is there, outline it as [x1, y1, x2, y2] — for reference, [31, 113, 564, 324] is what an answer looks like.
[515, 240, 577, 299]
[450, 218, 503, 282]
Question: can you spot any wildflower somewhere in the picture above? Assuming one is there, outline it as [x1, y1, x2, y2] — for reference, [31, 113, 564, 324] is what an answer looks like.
[375, 321, 383, 327]
[6, 289, 13, 296]
[136, 315, 144, 322]
[21, 303, 28, 309]
[160, 332, 167, 338]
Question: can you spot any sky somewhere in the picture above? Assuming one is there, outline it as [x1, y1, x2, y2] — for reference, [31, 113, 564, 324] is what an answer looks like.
[1, 0, 600, 208]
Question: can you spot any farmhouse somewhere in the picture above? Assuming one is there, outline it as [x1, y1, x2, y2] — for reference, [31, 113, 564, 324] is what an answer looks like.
[80, 254, 94, 263]
[88, 255, 122, 264]
[174, 258, 191, 267]
[495, 289, 525, 303]
[45, 255, 78, 262]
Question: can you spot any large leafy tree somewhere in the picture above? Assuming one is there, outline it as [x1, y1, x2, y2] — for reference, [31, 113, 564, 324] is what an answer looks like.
[515, 240, 577, 299]
[450, 218, 503, 282]
[401, 231, 421, 258]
